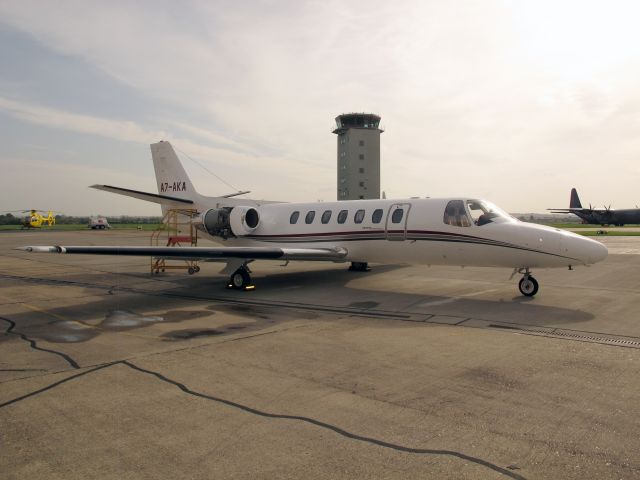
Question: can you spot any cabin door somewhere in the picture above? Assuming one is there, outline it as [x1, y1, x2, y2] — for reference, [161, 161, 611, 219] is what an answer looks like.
[385, 203, 412, 241]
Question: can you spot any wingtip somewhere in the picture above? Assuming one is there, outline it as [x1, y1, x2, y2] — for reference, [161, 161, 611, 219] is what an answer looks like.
[15, 246, 62, 253]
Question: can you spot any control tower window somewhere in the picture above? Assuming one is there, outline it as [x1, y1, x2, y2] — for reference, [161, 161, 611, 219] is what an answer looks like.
[305, 211, 316, 224]
[443, 200, 471, 227]
[359, 154, 364, 160]
[372, 209, 383, 223]
[359, 140, 364, 146]
[337, 210, 348, 224]
[290, 211, 300, 224]
[321, 210, 332, 224]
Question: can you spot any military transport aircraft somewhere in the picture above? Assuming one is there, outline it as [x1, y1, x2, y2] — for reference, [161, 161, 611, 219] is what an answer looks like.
[19, 142, 607, 297]
[549, 188, 640, 226]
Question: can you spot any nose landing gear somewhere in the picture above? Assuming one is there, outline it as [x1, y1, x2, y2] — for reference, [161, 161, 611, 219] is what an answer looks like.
[515, 268, 539, 297]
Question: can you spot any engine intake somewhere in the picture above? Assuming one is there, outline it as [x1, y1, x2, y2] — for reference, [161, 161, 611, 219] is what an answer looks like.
[229, 206, 260, 236]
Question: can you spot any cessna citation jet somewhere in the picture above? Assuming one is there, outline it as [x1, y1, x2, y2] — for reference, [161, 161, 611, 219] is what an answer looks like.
[19, 141, 607, 297]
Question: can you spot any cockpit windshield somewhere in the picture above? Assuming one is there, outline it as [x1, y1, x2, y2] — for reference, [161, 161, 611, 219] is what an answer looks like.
[466, 200, 514, 226]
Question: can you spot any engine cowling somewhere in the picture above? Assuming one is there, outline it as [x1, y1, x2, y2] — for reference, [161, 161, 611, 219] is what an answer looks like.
[195, 208, 232, 238]
[229, 206, 260, 236]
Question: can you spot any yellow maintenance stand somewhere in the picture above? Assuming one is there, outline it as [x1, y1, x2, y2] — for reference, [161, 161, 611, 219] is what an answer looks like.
[151, 208, 200, 275]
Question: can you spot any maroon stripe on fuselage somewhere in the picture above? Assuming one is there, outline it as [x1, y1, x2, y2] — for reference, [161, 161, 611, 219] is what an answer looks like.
[247, 229, 501, 242]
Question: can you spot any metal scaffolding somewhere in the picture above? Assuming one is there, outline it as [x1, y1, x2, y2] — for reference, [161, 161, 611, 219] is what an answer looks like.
[150, 208, 200, 275]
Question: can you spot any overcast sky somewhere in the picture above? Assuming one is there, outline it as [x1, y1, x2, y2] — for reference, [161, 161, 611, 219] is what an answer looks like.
[1, 0, 639, 215]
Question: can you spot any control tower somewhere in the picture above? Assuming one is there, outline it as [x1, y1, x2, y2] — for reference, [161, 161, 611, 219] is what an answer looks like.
[333, 113, 383, 200]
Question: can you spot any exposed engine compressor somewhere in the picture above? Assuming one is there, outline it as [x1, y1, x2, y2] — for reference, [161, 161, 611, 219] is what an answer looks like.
[194, 206, 260, 239]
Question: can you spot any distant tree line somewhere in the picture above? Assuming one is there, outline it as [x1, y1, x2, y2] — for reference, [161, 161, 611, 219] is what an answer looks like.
[0, 213, 21, 225]
[0, 213, 162, 225]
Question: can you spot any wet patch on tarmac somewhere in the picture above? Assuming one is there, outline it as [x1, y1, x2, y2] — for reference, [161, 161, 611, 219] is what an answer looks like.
[161, 323, 249, 341]
[39, 320, 97, 343]
[101, 310, 164, 328]
[99, 309, 211, 330]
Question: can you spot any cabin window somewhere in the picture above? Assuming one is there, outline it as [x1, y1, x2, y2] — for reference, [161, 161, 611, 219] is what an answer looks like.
[372, 209, 383, 223]
[305, 211, 316, 224]
[354, 209, 365, 224]
[391, 208, 404, 224]
[290, 211, 300, 224]
[443, 200, 471, 227]
[337, 209, 348, 224]
[321, 210, 332, 224]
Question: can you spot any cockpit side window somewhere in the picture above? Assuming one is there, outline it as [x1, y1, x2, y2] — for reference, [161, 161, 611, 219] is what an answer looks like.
[443, 200, 471, 227]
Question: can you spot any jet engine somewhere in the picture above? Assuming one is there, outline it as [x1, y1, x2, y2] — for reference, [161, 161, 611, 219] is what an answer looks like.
[229, 206, 260, 236]
[194, 206, 260, 238]
[195, 208, 233, 238]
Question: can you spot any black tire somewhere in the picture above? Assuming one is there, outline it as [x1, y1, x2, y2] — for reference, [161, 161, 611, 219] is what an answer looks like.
[194, 266, 201, 273]
[188, 267, 196, 275]
[519, 276, 539, 297]
[230, 268, 251, 289]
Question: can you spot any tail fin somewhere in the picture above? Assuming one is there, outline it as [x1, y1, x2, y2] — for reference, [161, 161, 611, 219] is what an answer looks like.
[570, 188, 582, 209]
[151, 141, 197, 201]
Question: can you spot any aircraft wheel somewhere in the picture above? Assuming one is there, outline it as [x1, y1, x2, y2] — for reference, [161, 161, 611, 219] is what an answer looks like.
[194, 266, 201, 273]
[188, 267, 196, 275]
[519, 276, 539, 297]
[229, 267, 251, 290]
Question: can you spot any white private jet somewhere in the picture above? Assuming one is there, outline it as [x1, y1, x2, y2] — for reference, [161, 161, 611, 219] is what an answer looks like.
[19, 141, 607, 297]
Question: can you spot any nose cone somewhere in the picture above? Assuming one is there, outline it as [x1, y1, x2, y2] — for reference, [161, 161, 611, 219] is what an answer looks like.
[573, 235, 608, 265]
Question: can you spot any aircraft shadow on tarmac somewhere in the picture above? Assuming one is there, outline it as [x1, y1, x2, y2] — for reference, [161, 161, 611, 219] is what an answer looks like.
[1, 264, 595, 345]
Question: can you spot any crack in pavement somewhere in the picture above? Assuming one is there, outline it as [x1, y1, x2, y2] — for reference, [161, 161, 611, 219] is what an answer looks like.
[0, 362, 115, 408]
[0, 317, 80, 369]
[0, 357, 527, 479]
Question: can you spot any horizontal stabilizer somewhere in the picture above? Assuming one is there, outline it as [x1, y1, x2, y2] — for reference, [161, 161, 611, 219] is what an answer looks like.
[90, 185, 194, 206]
[17, 245, 348, 262]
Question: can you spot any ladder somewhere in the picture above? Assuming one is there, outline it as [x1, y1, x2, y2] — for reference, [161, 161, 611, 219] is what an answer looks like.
[150, 209, 200, 275]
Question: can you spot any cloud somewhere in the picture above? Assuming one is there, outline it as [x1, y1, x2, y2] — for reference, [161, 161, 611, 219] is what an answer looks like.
[1, 0, 640, 211]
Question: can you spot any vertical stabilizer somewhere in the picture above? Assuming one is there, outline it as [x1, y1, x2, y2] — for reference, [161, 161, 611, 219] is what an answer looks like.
[151, 141, 197, 201]
[570, 188, 582, 209]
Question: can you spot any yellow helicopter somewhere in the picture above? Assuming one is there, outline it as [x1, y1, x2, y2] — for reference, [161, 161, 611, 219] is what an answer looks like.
[19, 210, 57, 229]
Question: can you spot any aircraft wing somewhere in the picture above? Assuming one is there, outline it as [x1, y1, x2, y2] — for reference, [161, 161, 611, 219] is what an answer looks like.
[547, 208, 586, 213]
[90, 185, 194, 207]
[17, 245, 348, 262]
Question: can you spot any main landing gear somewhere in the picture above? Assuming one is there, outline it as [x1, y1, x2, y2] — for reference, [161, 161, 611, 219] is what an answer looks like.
[227, 265, 255, 291]
[516, 268, 539, 297]
[349, 262, 370, 272]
